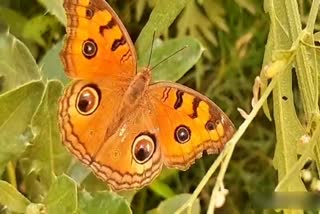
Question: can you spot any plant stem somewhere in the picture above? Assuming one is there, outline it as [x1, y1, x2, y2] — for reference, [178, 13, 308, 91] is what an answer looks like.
[6, 161, 17, 189]
[276, 123, 320, 191]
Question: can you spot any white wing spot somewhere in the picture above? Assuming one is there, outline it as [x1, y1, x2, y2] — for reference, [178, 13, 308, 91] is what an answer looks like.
[221, 116, 226, 124]
[119, 124, 127, 137]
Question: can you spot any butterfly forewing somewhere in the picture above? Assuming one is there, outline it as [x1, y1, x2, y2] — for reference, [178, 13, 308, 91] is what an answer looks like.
[61, 0, 137, 80]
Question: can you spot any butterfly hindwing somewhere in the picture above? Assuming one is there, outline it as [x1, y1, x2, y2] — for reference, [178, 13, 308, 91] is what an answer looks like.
[149, 82, 235, 170]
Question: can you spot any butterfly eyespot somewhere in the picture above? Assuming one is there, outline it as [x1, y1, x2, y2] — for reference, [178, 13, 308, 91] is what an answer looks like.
[85, 8, 94, 19]
[175, 125, 191, 144]
[215, 120, 221, 126]
[82, 39, 97, 59]
[205, 121, 215, 131]
[132, 134, 156, 164]
[76, 85, 101, 115]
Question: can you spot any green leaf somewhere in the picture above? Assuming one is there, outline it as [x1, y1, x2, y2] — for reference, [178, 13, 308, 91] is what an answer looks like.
[147, 193, 200, 214]
[234, 0, 257, 14]
[80, 172, 108, 192]
[79, 170, 137, 203]
[0, 30, 40, 93]
[135, 0, 150, 22]
[38, 0, 66, 25]
[272, 65, 306, 192]
[22, 15, 61, 48]
[0, 180, 31, 213]
[67, 161, 91, 185]
[0, 81, 44, 174]
[203, 0, 229, 33]
[25, 203, 46, 214]
[265, 0, 306, 196]
[44, 175, 77, 214]
[177, 1, 218, 48]
[149, 180, 175, 199]
[79, 191, 132, 214]
[139, 37, 203, 82]
[136, 0, 190, 59]
[0, 6, 28, 38]
[39, 40, 69, 83]
[23, 80, 71, 192]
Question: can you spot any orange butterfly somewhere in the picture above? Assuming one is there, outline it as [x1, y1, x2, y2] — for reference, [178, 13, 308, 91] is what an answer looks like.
[59, 0, 235, 191]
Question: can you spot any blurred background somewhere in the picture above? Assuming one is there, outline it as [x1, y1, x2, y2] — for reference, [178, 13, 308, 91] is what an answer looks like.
[2, 0, 314, 213]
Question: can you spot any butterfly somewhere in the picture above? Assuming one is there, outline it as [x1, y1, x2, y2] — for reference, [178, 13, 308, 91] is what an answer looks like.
[58, 0, 235, 191]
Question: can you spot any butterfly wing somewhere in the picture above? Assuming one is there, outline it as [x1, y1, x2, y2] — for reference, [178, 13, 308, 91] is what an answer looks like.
[59, 80, 126, 166]
[59, 80, 235, 191]
[61, 0, 137, 80]
[60, 0, 235, 191]
[89, 81, 235, 190]
[148, 82, 235, 170]
[90, 111, 163, 191]
[59, 78, 163, 191]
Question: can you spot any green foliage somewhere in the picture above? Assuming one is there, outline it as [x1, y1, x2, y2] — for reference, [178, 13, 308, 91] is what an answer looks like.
[0, 30, 40, 93]
[44, 175, 77, 213]
[23, 15, 61, 48]
[79, 191, 131, 214]
[135, 0, 191, 59]
[0, 0, 319, 213]
[0, 180, 30, 213]
[177, 1, 227, 48]
[140, 37, 204, 82]
[22, 81, 72, 197]
[38, 0, 66, 25]
[148, 194, 200, 214]
[0, 6, 28, 38]
[39, 40, 68, 83]
[0, 81, 44, 174]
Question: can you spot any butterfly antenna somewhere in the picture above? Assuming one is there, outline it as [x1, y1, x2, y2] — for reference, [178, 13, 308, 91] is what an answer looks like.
[147, 31, 156, 68]
[151, 45, 188, 71]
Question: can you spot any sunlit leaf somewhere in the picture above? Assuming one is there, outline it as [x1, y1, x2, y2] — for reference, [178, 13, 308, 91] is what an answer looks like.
[22, 15, 61, 48]
[38, 0, 66, 25]
[136, 0, 190, 59]
[0, 180, 30, 213]
[135, 0, 148, 22]
[177, 1, 218, 48]
[139, 37, 203, 82]
[234, 0, 257, 14]
[0, 30, 40, 93]
[203, 0, 229, 33]
[0, 6, 28, 38]
[148, 194, 200, 214]
[44, 175, 77, 213]
[22, 80, 71, 192]
[80, 173, 108, 193]
[39, 40, 69, 83]
[79, 191, 132, 214]
[149, 180, 175, 199]
[79, 170, 136, 203]
[67, 161, 91, 186]
[265, 0, 306, 193]
[25, 203, 46, 214]
[0, 81, 44, 174]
